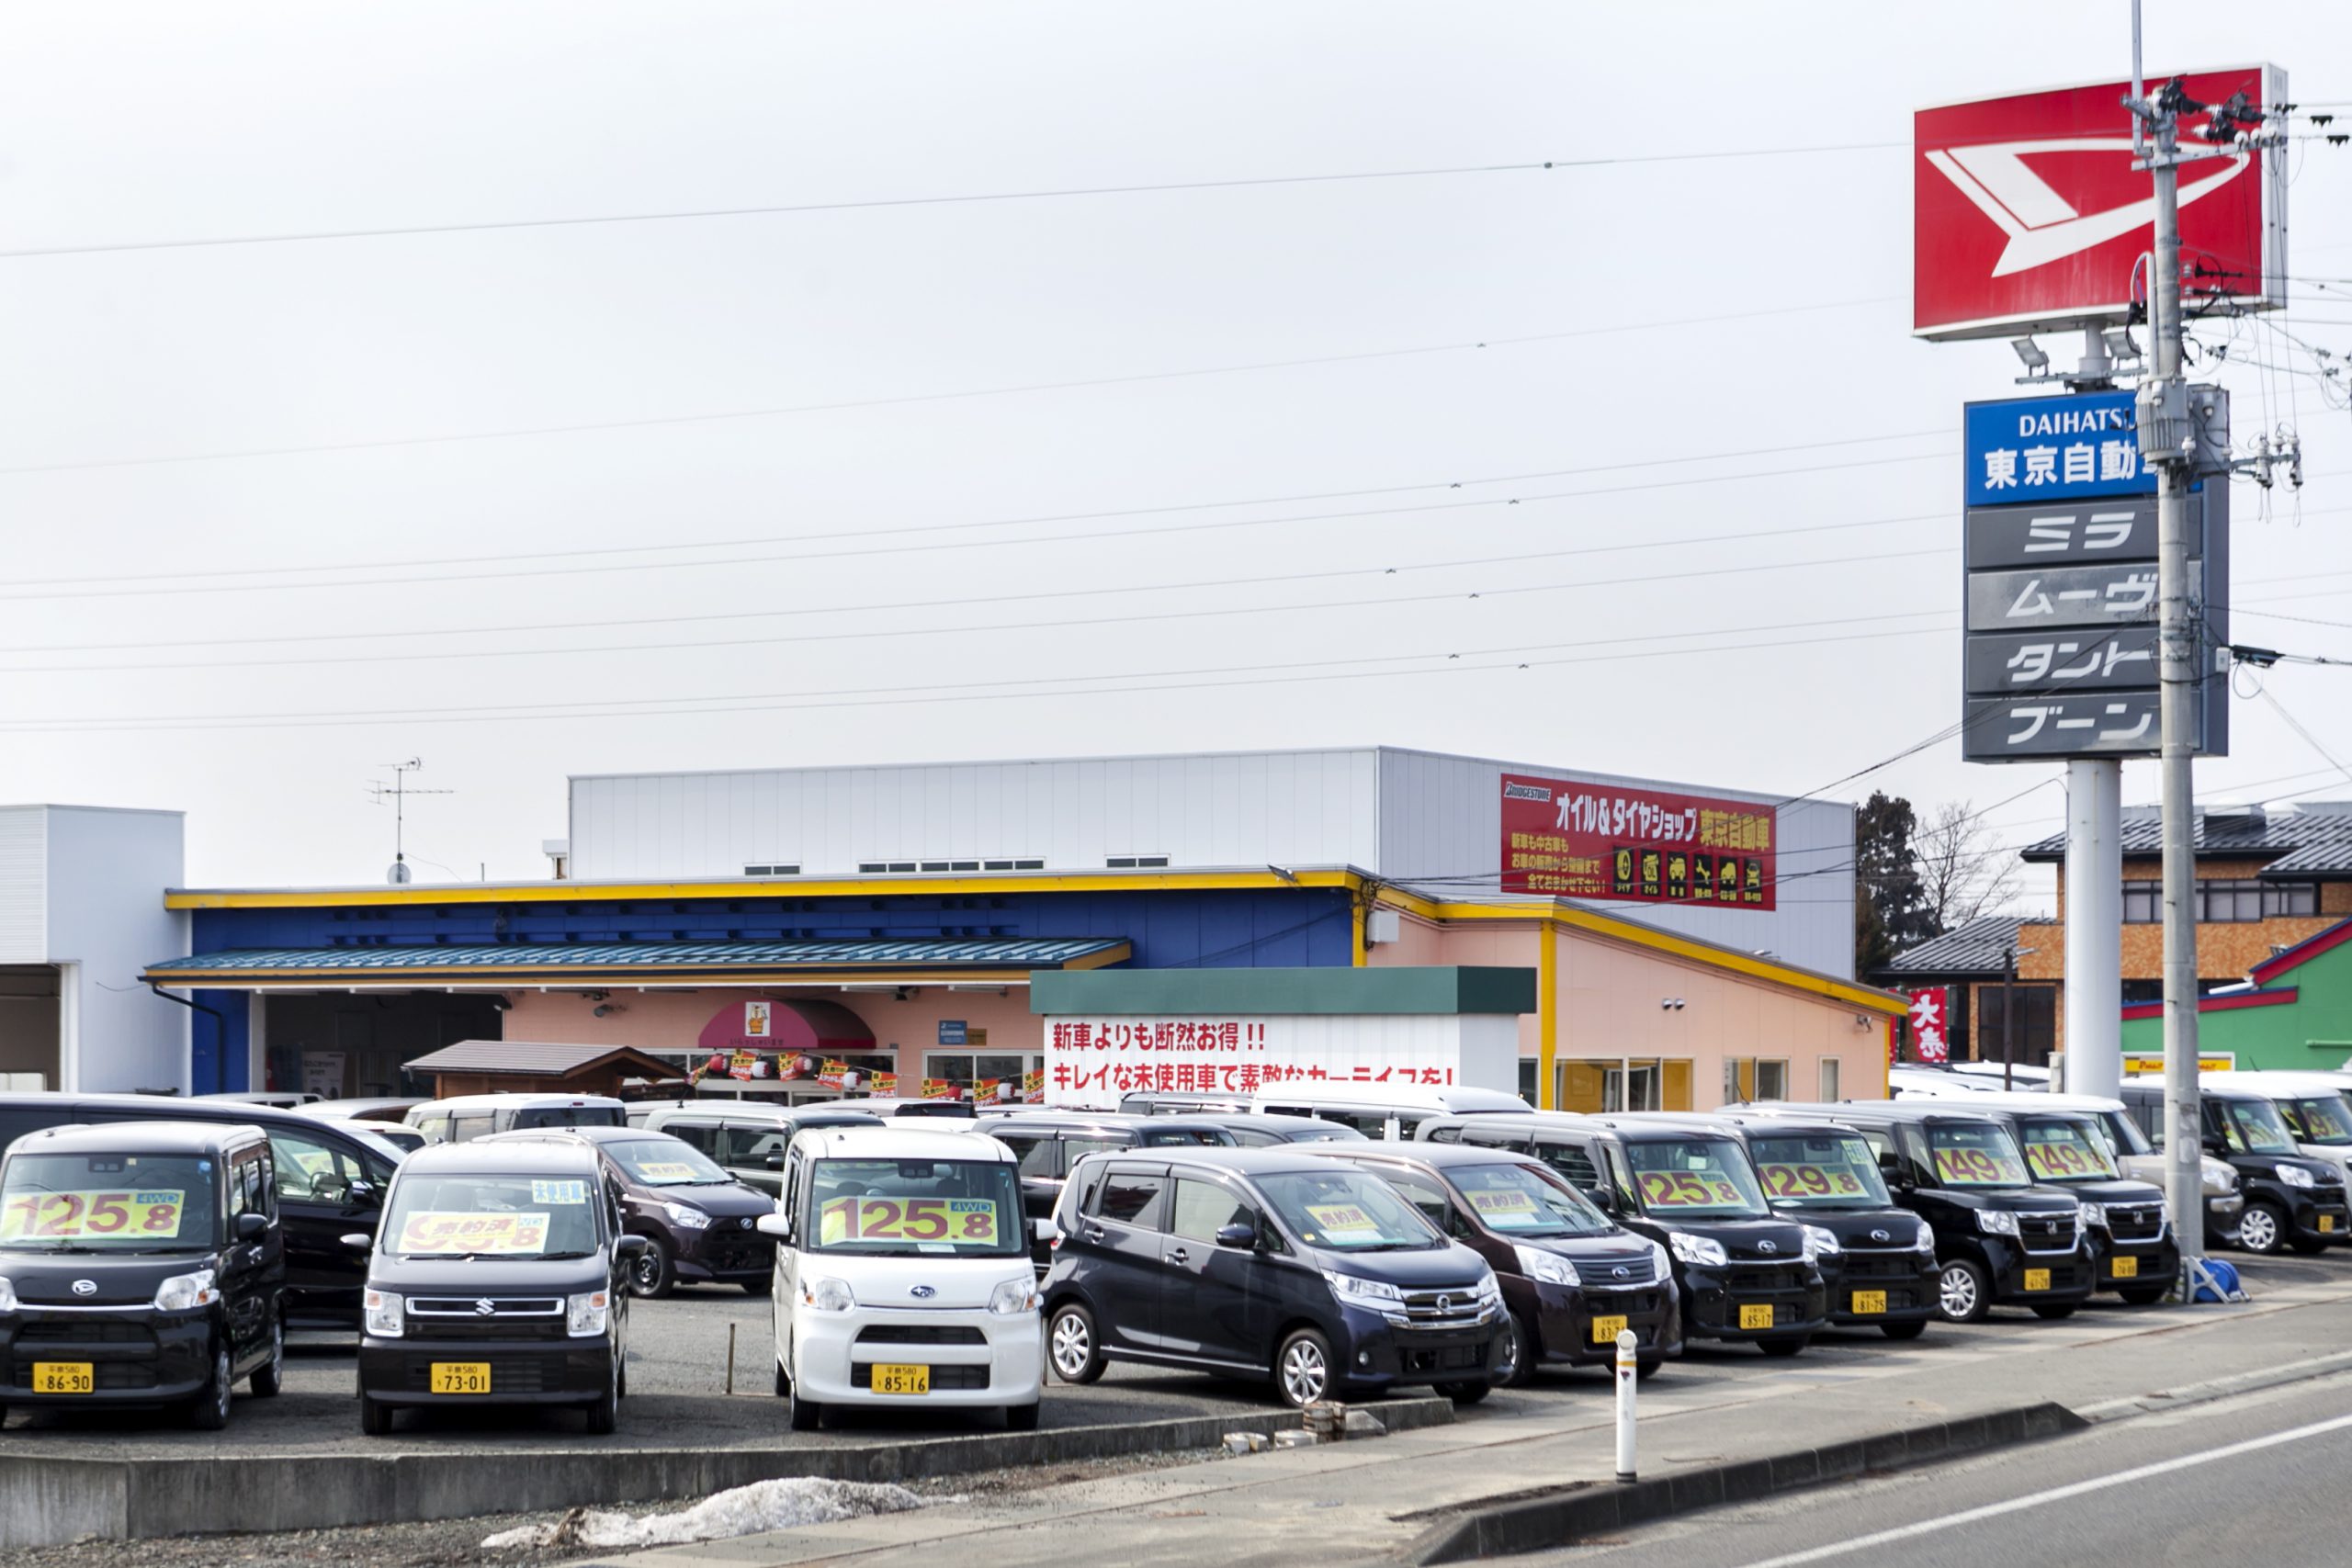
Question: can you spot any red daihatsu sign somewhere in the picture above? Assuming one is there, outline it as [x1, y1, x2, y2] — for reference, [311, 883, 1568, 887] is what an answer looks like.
[1914, 66, 2285, 340]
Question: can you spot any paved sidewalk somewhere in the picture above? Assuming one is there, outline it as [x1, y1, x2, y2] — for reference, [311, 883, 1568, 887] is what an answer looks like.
[589, 1280, 2352, 1568]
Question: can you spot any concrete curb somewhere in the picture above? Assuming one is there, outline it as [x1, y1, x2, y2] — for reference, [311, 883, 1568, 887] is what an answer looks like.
[0, 1396, 1454, 1550]
[1403, 1401, 2085, 1565]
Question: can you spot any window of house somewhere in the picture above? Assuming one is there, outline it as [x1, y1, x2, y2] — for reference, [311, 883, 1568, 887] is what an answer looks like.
[1818, 1058, 1841, 1101]
[1105, 855, 1170, 868]
[1723, 1058, 1790, 1104]
[1974, 986, 2058, 1066]
[2125, 877, 2322, 922]
[923, 1053, 1038, 1102]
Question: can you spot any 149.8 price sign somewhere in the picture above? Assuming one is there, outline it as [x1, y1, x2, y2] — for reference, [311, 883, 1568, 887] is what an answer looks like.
[1498, 773, 1776, 911]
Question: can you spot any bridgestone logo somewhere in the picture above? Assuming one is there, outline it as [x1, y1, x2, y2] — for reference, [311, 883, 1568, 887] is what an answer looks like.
[1501, 783, 1552, 803]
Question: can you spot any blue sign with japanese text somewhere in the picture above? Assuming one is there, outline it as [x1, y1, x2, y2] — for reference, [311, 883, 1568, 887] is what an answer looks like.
[938, 1020, 967, 1046]
[1962, 391, 2152, 507]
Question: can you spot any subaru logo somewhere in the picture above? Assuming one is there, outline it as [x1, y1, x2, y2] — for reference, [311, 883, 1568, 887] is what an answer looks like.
[1870, 1229, 1890, 1244]
[740, 1217, 755, 1230]
[72, 1279, 96, 1297]
[1611, 1266, 1629, 1280]
[910, 1285, 936, 1300]
[1435, 1294, 1452, 1313]
[1758, 1240, 1778, 1255]
[473, 1298, 496, 1316]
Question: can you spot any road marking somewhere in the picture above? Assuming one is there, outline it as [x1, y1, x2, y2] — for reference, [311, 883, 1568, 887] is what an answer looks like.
[1734, 1408, 2352, 1568]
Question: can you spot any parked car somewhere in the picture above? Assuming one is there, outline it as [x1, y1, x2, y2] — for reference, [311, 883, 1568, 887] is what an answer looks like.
[637, 1102, 885, 1196]
[1641, 1111, 1940, 1340]
[841, 1098, 979, 1120]
[981, 1112, 1239, 1274]
[1419, 1113, 1826, 1355]
[352, 1139, 641, 1435]
[1042, 1145, 1506, 1408]
[1171, 1114, 1369, 1148]
[1759, 1102, 2097, 1323]
[2203, 1071, 2352, 1187]
[0, 1121, 285, 1428]
[1303, 1141, 1680, 1383]
[404, 1094, 627, 1145]
[484, 1126, 775, 1298]
[0, 1092, 404, 1331]
[2119, 1081, 2348, 1256]
[759, 1125, 1043, 1432]
[1124, 1084, 1533, 1141]
[300, 1098, 426, 1128]
[198, 1090, 322, 1109]
[1943, 1090, 2243, 1247]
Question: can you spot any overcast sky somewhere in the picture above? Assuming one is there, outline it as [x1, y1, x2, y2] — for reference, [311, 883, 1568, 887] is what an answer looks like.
[2, 2, 2347, 899]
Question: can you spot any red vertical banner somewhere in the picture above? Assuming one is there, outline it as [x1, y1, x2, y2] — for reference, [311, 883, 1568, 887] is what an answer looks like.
[1498, 774, 1777, 910]
[1905, 987, 1951, 1066]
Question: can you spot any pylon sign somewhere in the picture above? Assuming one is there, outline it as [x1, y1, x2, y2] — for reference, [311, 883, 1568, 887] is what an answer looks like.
[1958, 390, 2230, 762]
[1915, 66, 2287, 341]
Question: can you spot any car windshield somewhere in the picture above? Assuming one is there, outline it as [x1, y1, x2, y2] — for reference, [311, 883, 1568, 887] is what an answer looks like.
[2277, 1096, 2352, 1146]
[1624, 1137, 1770, 1218]
[2016, 1118, 2120, 1182]
[510, 1106, 624, 1130]
[1255, 1169, 1446, 1252]
[1141, 1128, 1234, 1146]
[382, 1171, 603, 1258]
[0, 1153, 218, 1253]
[2096, 1110, 2154, 1156]
[1747, 1133, 1894, 1208]
[1925, 1123, 2032, 1189]
[605, 1138, 735, 1187]
[1446, 1160, 1615, 1237]
[806, 1158, 1023, 1258]
[2219, 1100, 2298, 1156]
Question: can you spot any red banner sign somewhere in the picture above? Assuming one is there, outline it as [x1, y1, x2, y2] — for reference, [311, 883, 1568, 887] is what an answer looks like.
[1905, 987, 1951, 1065]
[1498, 774, 1775, 910]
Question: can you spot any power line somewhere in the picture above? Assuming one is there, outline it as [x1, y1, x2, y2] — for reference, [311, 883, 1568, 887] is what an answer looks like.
[0, 141, 1907, 262]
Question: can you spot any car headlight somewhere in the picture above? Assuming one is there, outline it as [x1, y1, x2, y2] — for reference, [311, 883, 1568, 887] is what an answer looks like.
[662, 1201, 713, 1230]
[1668, 1232, 1728, 1269]
[1514, 1245, 1580, 1287]
[988, 1276, 1038, 1315]
[1648, 1239, 1672, 1277]
[0, 1274, 18, 1314]
[2278, 1164, 2317, 1190]
[1975, 1209, 2020, 1237]
[1471, 1270, 1501, 1303]
[801, 1276, 855, 1313]
[153, 1269, 217, 1313]
[364, 1288, 403, 1337]
[1913, 1224, 1938, 1256]
[1801, 1225, 1842, 1262]
[2078, 1202, 2108, 1233]
[1323, 1270, 1407, 1315]
[567, 1289, 611, 1337]
[2202, 1164, 2238, 1196]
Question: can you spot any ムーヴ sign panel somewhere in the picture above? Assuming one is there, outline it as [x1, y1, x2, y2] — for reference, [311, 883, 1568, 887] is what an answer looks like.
[1498, 773, 1775, 910]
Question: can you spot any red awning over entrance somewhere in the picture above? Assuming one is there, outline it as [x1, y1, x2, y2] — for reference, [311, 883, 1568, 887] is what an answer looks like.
[697, 998, 876, 1058]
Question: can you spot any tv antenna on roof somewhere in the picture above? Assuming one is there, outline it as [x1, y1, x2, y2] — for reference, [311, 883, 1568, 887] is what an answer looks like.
[367, 759, 454, 885]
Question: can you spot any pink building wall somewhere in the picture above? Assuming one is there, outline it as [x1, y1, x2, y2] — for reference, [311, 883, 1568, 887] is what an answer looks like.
[503, 987, 1045, 1070]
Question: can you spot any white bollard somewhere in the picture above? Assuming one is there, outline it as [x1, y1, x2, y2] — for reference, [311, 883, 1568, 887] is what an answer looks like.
[1613, 1328, 1638, 1483]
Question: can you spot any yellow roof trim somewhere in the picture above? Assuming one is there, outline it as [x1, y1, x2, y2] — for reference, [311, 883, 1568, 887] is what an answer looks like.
[164, 868, 1366, 910]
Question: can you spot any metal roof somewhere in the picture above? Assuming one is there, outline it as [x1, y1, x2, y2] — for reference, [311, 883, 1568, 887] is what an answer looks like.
[1876, 915, 2036, 980]
[2020, 807, 2352, 874]
[404, 1041, 674, 1079]
[144, 936, 1131, 981]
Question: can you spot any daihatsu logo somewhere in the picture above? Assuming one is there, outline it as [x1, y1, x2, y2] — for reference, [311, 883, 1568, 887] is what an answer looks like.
[72, 1279, 96, 1297]
[1758, 1240, 1778, 1255]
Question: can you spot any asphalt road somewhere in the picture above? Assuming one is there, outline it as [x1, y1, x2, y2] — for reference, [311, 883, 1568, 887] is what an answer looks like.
[1535, 1370, 2352, 1568]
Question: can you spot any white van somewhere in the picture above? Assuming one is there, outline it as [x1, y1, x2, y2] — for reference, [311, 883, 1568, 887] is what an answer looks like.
[1247, 1083, 1534, 1141]
[757, 1125, 1044, 1432]
[2203, 1072, 2352, 1183]
[404, 1093, 628, 1145]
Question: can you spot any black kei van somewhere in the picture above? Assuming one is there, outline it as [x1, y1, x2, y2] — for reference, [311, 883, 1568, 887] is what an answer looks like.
[1660, 1111, 1940, 1340]
[352, 1141, 645, 1435]
[1421, 1113, 1826, 1355]
[1306, 1142, 1681, 1383]
[979, 1112, 1239, 1273]
[1042, 1146, 1506, 1408]
[1957, 1105, 2179, 1303]
[2118, 1081, 2348, 1256]
[1767, 1102, 2096, 1323]
[0, 1122, 286, 1429]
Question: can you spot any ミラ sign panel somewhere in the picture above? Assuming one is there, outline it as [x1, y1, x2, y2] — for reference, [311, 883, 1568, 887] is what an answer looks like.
[1498, 774, 1775, 910]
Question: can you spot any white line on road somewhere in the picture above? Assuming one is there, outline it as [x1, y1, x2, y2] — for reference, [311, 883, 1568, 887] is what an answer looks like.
[1734, 1408, 2352, 1568]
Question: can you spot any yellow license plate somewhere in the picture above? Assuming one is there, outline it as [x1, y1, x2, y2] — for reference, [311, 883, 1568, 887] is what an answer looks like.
[429, 1362, 492, 1394]
[870, 1362, 930, 1395]
[31, 1361, 93, 1394]
[1738, 1303, 1774, 1330]
[2110, 1255, 2139, 1279]
[1849, 1290, 1887, 1315]
[2323, 1215, 2337, 1234]
[2024, 1269, 2052, 1292]
[1589, 1314, 1628, 1345]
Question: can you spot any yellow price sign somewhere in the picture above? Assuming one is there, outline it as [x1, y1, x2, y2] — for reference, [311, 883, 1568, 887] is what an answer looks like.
[0, 1190, 186, 1241]
[819, 1196, 1001, 1245]
[1467, 1190, 1538, 1218]
[1303, 1202, 1385, 1241]
[396, 1211, 550, 1255]
[633, 1161, 699, 1183]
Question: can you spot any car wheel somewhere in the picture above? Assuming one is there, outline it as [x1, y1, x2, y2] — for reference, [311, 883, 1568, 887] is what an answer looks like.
[188, 1345, 232, 1430]
[249, 1317, 285, 1397]
[2119, 1286, 2168, 1305]
[628, 1235, 676, 1299]
[1496, 1312, 1537, 1388]
[1937, 1258, 1991, 1324]
[584, 1358, 620, 1435]
[359, 1396, 393, 1437]
[788, 1381, 823, 1432]
[1047, 1303, 1106, 1385]
[1005, 1402, 1041, 1431]
[1273, 1327, 1334, 1409]
[1756, 1336, 1809, 1357]
[1880, 1319, 1928, 1340]
[2237, 1201, 2287, 1256]
[1434, 1379, 1491, 1404]
[2030, 1303, 2077, 1320]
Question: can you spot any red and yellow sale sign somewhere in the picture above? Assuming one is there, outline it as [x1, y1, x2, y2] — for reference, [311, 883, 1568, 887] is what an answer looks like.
[1498, 774, 1776, 909]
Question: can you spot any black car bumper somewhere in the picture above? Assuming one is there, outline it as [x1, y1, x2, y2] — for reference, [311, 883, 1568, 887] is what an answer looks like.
[1676, 1261, 1826, 1341]
[675, 1224, 774, 1285]
[1332, 1305, 1505, 1393]
[358, 1335, 615, 1406]
[2289, 1195, 2350, 1246]
[1521, 1277, 1682, 1366]
[2095, 1234, 2180, 1292]
[0, 1310, 212, 1406]
[1823, 1249, 1939, 1327]
[1982, 1241, 2096, 1305]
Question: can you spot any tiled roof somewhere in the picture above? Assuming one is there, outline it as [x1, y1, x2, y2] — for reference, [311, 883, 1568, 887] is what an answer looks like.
[401, 1039, 674, 1077]
[1876, 914, 2035, 980]
[144, 937, 1129, 980]
[2021, 806, 2352, 874]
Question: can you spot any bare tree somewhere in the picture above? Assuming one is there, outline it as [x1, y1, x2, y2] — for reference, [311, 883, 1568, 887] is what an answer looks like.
[1912, 800, 2025, 935]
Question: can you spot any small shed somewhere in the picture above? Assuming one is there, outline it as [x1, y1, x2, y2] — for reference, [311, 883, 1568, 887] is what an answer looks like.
[402, 1038, 677, 1100]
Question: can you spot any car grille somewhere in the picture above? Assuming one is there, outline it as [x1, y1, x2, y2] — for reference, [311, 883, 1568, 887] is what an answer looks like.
[2018, 1214, 2078, 1254]
[402, 1355, 571, 1393]
[14, 1320, 156, 1347]
[410, 1296, 564, 1316]
[855, 1325, 988, 1347]
[1397, 1288, 1490, 1331]
[406, 1315, 571, 1341]
[853, 1362, 989, 1390]
[698, 1242, 772, 1273]
[1581, 1254, 1657, 1288]
[2105, 1205, 2164, 1242]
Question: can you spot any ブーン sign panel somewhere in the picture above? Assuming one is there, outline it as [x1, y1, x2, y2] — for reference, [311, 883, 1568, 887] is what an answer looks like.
[1498, 774, 1776, 910]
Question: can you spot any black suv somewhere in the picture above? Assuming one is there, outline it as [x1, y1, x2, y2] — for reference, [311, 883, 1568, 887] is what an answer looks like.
[978, 1112, 1238, 1272]
[1305, 1141, 1680, 1382]
[1421, 1113, 1826, 1355]
[484, 1127, 776, 1298]
[1042, 1146, 1505, 1408]
[2119, 1082, 2348, 1256]
[0, 1122, 286, 1428]
[1769, 1102, 2096, 1323]
[0, 1093, 404, 1331]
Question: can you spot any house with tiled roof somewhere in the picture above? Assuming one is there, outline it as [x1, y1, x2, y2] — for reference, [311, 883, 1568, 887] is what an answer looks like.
[1874, 913, 2057, 1065]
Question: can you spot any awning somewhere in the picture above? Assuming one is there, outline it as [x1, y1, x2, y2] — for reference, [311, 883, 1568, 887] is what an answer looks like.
[143, 936, 1132, 987]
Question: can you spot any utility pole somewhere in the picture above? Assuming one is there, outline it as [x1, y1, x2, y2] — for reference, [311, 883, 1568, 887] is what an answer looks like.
[1999, 944, 2018, 1092]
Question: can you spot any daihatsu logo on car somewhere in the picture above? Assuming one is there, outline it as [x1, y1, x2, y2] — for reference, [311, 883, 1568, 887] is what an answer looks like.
[72, 1279, 96, 1296]
[1758, 1240, 1778, 1255]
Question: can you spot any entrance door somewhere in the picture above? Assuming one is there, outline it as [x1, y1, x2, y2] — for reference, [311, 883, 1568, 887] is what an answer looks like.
[0, 965, 61, 1090]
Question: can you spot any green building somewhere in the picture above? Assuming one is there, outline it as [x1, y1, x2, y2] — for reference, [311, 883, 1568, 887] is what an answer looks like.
[2118, 919, 2352, 1070]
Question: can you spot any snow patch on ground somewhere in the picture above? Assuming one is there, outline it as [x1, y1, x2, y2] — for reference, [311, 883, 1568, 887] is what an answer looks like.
[481, 1477, 925, 1550]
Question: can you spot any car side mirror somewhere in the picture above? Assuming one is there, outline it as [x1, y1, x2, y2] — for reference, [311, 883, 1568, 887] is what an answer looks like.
[755, 1213, 793, 1241]
[1214, 1222, 1257, 1250]
[1587, 1186, 1617, 1213]
[764, 1152, 786, 1171]
[2202, 1136, 2229, 1157]
[234, 1211, 269, 1243]
[1033, 1217, 1063, 1246]
[339, 1231, 374, 1250]
[615, 1235, 650, 1260]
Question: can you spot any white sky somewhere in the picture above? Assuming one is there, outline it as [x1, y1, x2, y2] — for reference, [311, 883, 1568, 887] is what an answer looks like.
[1, 2, 2347, 900]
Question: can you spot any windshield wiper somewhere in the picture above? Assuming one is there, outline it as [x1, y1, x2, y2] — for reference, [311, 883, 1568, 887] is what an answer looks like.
[538, 1249, 598, 1260]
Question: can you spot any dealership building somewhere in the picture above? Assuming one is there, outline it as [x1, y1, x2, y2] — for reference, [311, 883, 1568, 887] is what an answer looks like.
[31, 746, 1898, 1111]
